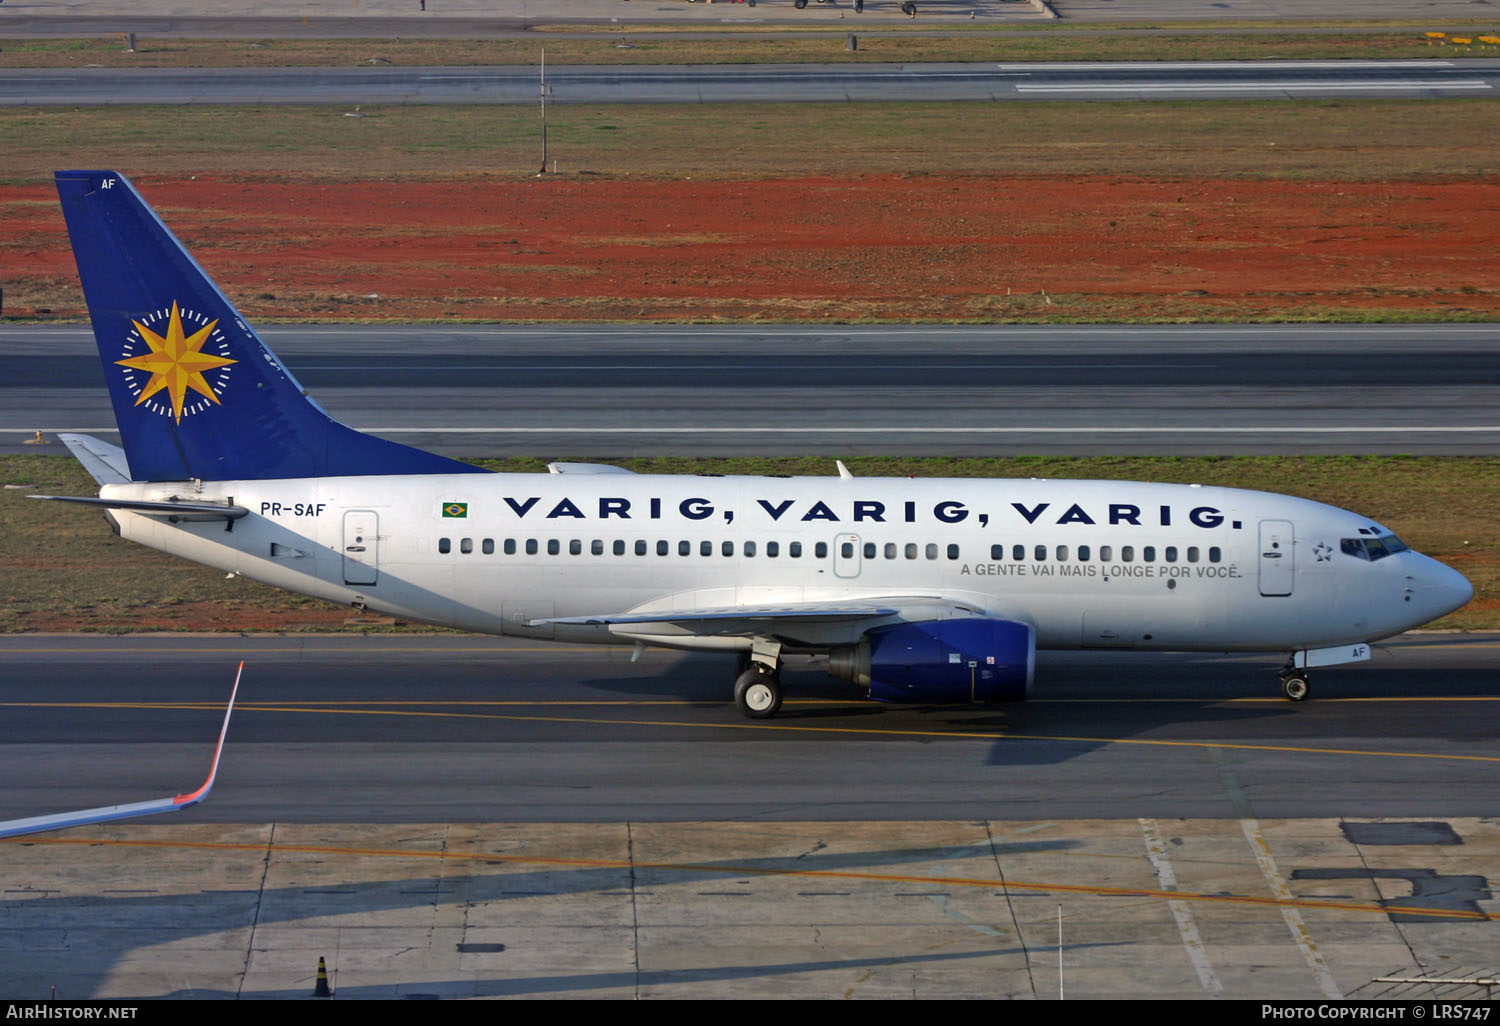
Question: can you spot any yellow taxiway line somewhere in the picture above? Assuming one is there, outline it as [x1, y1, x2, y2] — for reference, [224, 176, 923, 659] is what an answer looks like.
[6, 699, 1499, 763]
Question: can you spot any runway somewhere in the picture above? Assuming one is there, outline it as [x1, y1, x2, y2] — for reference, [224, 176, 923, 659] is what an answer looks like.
[3, 59, 1496, 106]
[2, 632, 1497, 822]
[5, 322, 1499, 456]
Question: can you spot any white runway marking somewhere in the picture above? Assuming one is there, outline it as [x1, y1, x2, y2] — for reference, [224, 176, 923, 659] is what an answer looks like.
[1017, 81, 1490, 94]
[1140, 817, 1224, 997]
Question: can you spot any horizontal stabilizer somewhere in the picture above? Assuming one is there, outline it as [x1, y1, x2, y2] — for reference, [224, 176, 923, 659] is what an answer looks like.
[0, 662, 242, 839]
[58, 433, 131, 485]
[29, 494, 249, 521]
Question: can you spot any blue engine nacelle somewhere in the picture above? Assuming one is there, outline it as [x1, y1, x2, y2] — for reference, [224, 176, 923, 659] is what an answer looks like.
[827, 618, 1035, 704]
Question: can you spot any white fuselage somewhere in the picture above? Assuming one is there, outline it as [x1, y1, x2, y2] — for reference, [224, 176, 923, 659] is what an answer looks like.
[99, 472, 1470, 657]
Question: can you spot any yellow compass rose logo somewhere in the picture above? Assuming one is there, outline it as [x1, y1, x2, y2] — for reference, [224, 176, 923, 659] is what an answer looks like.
[115, 301, 237, 424]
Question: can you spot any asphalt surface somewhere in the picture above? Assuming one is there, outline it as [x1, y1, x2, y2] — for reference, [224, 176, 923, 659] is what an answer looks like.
[4, 322, 1499, 456]
[1, 632, 1496, 822]
[3, 59, 1495, 105]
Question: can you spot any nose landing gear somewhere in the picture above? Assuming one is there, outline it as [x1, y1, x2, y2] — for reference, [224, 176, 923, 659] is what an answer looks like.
[1279, 669, 1311, 702]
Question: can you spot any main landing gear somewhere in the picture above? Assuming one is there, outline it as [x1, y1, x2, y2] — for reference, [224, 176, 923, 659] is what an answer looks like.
[734, 665, 783, 718]
[733, 638, 784, 719]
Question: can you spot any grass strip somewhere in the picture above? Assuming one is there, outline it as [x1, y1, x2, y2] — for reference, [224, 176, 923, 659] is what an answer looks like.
[2, 31, 1496, 69]
[3, 98, 1497, 185]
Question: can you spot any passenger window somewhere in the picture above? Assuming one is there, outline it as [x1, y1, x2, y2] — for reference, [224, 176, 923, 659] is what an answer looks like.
[884, 543, 897, 560]
[947, 544, 960, 560]
[926, 543, 938, 560]
[613, 540, 625, 556]
[505, 538, 517, 555]
[525, 539, 538, 555]
[679, 540, 691, 556]
[816, 542, 829, 559]
[1078, 545, 1090, 561]
[460, 538, 473, 554]
[767, 541, 779, 558]
[991, 544, 1004, 560]
[842, 542, 854, 559]
[547, 539, 560, 556]
[570, 539, 581, 556]
[1056, 545, 1069, 561]
[723, 540, 735, 557]
[790, 542, 803, 558]
[1100, 545, 1112, 562]
[1012, 544, 1024, 561]
[863, 542, 875, 559]
[657, 540, 669, 556]
[482, 538, 494, 555]
[701, 540, 713, 557]
[592, 540, 604, 556]
[1165, 546, 1178, 563]
[635, 540, 648, 556]
[1209, 546, 1221, 563]
[746, 541, 757, 557]
[1143, 546, 1156, 562]
[1121, 546, 1133, 562]
[1034, 545, 1046, 561]
[906, 543, 918, 560]
[1187, 546, 1199, 563]
[438, 537, 451, 554]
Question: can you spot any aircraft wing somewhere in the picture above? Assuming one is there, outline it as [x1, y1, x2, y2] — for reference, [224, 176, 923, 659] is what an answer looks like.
[539, 595, 987, 642]
[0, 662, 242, 840]
[543, 604, 901, 626]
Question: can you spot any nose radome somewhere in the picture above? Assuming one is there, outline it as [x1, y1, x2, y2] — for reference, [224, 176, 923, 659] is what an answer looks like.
[1414, 558, 1473, 620]
[1438, 563, 1475, 615]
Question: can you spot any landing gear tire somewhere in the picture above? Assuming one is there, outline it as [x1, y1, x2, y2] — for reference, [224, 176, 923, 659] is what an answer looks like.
[1280, 672, 1310, 702]
[734, 667, 783, 719]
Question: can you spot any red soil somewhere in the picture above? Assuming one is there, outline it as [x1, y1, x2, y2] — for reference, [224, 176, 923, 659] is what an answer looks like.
[11, 603, 353, 634]
[7, 173, 1499, 322]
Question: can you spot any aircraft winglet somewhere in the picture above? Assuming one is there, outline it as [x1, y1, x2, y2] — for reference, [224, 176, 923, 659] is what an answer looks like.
[0, 662, 243, 840]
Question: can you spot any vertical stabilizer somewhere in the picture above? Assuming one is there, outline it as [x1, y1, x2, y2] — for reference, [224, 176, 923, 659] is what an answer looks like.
[55, 170, 486, 482]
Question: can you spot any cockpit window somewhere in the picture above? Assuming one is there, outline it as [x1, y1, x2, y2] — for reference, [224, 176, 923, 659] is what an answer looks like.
[1341, 533, 1408, 562]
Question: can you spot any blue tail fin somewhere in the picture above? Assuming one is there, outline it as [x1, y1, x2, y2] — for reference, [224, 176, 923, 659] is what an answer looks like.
[55, 170, 486, 482]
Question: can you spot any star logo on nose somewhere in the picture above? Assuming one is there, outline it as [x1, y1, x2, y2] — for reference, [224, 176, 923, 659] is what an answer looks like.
[1313, 542, 1332, 562]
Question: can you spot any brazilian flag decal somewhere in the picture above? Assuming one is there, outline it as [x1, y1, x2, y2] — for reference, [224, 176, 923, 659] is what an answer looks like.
[442, 502, 468, 518]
